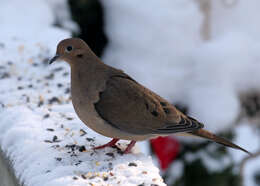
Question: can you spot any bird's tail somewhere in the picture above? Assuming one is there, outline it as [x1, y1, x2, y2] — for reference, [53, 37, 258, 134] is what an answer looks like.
[190, 129, 252, 155]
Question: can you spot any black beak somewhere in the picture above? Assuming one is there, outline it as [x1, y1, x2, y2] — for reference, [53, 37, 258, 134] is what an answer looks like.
[49, 54, 60, 64]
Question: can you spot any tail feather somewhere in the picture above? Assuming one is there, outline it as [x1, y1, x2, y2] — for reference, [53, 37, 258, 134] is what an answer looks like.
[190, 129, 252, 155]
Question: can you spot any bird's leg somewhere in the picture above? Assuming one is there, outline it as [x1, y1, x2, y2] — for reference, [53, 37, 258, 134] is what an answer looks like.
[93, 138, 119, 149]
[123, 140, 136, 154]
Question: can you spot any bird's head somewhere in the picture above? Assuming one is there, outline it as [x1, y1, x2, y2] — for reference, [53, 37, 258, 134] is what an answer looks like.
[49, 38, 92, 65]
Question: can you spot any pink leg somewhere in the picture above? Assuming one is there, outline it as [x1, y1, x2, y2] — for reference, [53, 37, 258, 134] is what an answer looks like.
[93, 138, 119, 150]
[123, 140, 136, 154]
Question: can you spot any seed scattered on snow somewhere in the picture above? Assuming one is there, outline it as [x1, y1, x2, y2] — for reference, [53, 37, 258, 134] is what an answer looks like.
[105, 152, 114, 158]
[95, 161, 100, 166]
[109, 172, 114, 176]
[79, 129, 87, 136]
[86, 137, 94, 142]
[48, 97, 61, 104]
[28, 58, 34, 64]
[81, 174, 87, 179]
[44, 140, 53, 143]
[43, 114, 50, 119]
[78, 145, 86, 152]
[128, 162, 138, 167]
[55, 157, 62, 161]
[0, 72, 10, 79]
[52, 135, 60, 142]
[18, 45, 24, 53]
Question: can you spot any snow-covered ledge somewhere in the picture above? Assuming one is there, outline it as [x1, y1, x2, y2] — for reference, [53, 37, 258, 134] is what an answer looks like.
[0, 35, 165, 186]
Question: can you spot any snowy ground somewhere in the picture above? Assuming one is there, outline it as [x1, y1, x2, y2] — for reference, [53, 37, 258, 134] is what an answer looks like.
[0, 0, 165, 186]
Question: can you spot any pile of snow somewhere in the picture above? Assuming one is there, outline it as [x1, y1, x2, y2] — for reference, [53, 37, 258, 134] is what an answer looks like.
[189, 33, 260, 132]
[211, 0, 260, 39]
[0, 0, 78, 41]
[0, 0, 165, 186]
[243, 155, 260, 186]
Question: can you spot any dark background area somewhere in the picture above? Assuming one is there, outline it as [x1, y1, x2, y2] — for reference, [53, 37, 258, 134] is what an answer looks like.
[68, 0, 107, 57]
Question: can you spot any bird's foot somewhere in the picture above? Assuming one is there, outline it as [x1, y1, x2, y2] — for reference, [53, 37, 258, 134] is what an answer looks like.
[123, 140, 136, 154]
[93, 138, 119, 149]
[93, 139, 136, 154]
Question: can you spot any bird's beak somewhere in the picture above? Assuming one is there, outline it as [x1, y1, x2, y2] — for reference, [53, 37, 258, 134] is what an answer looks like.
[49, 54, 60, 64]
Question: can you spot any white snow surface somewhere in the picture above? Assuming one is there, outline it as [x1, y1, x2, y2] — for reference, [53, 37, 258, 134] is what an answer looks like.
[0, 0, 165, 186]
[243, 155, 260, 186]
[228, 123, 260, 164]
[231, 123, 260, 186]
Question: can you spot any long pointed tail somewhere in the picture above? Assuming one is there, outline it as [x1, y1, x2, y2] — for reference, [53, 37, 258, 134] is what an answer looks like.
[190, 129, 252, 155]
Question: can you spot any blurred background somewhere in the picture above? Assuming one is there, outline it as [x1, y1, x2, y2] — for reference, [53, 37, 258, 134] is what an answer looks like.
[1, 0, 260, 185]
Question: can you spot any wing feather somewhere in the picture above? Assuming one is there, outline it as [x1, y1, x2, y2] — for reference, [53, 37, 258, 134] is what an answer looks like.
[94, 73, 203, 135]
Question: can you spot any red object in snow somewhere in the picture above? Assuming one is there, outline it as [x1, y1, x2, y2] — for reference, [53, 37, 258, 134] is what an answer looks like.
[150, 136, 180, 170]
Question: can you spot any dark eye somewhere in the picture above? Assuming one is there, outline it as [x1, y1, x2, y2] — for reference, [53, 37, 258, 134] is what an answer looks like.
[65, 46, 73, 52]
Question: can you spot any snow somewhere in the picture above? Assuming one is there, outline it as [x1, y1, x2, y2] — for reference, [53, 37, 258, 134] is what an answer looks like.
[165, 160, 183, 184]
[243, 156, 260, 186]
[228, 123, 260, 163]
[187, 32, 260, 132]
[0, 0, 165, 186]
[210, 0, 260, 40]
[230, 122, 260, 186]
[45, 0, 79, 32]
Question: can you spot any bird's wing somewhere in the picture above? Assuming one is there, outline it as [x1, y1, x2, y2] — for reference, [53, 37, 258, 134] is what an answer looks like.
[94, 72, 204, 135]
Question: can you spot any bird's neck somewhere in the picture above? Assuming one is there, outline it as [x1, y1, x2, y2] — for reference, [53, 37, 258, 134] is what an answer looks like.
[71, 57, 106, 80]
[70, 58, 109, 102]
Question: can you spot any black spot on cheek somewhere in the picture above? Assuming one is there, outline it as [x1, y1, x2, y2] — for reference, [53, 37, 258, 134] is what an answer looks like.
[151, 111, 159, 117]
[77, 54, 83, 58]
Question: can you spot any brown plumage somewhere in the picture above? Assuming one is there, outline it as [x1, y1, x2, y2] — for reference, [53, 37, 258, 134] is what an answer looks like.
[49, 38, 250, 155]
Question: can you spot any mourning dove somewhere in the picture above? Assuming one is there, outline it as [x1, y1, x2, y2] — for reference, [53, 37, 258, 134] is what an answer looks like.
[49, 38, 250, 155]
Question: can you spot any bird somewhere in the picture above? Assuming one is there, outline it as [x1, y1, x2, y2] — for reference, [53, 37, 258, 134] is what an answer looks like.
[49, 38, 251, 155]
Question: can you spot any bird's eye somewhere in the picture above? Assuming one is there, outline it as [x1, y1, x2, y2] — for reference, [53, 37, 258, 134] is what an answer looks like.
[65, 46, 73, 52]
